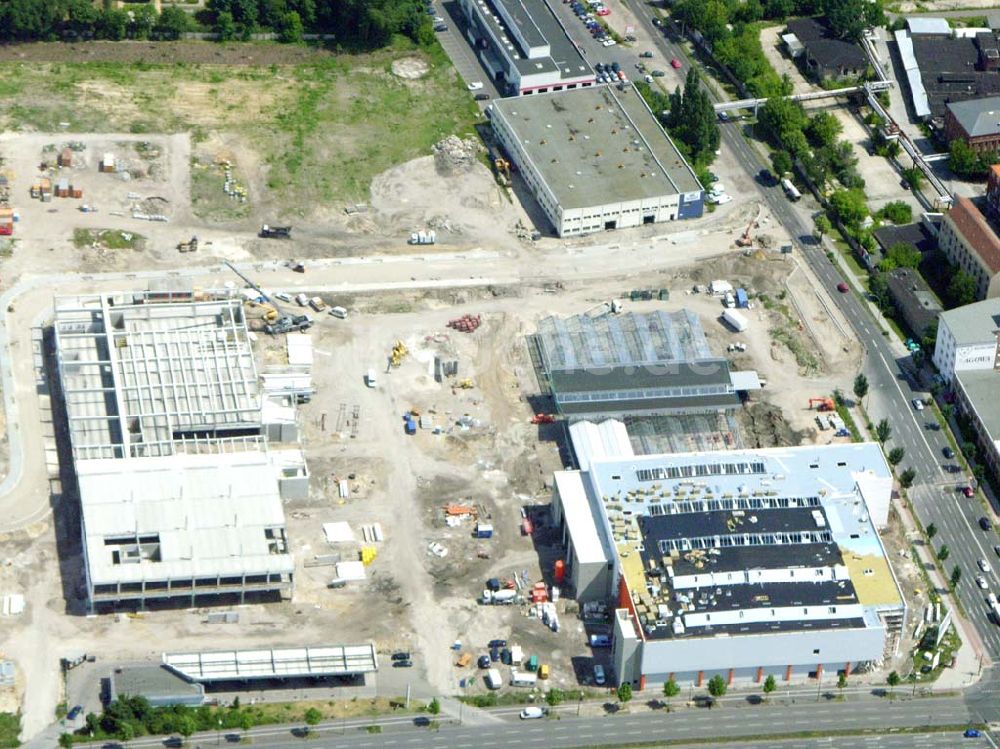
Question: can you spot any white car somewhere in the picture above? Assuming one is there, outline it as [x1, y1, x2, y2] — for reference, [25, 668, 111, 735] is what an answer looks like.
[977, 575, 989, 589]
[602, 39, 616, 47]
[272, 292, 291, 303]
[707, 193, 732, 205]
[912, 398, 924, 411]
[988, 592, 997, 605]
[519, 707, 545, 720]
[979, 559, 992, 574]
[593, 664, 606, 685]
[467, 81, 484, 91]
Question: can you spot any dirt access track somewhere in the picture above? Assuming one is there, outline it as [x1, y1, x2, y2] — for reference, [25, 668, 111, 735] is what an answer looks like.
[0, 41, 336, 65]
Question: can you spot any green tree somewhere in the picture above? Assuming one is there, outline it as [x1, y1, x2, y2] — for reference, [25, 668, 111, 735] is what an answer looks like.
[771, 150, 793, 177]
[129, 3, 157, 39]
[118, 723, 135, 742]
[617, 683, 633, 704]
[97, 8, 128, 40]
[304, 708, 322, 726]
[926, 522, 937, 540]
[427, 698, 441, 716]
[853, 373, 868, 403]
[806, 111, 843, 148]
[546, 688, 564, 707]
[665, 68, 720, 164]
[762, 674, 776, 698]
[177, 715, 197, 743]
[875, 418, 891, 443]
[837, 672, 847, 690]
[879, 201, 913, 225]
[938, 544, 950, 561]
[277, 10, 304, 42]
[948, 270, 977, 307]
[886, 670, 900, 691]
[758, 97, 807, 150]
[663, 677, 681, 707]
[828, 188, 869, 230]
[156, 6, 190, 38]
[815, 214, 832, 242]
[824, 0, 884, 41]
[239, 712, 254, 733]
[902, 167, 924, 190]
[707, 674, 728, 701]
[887, 447, 905, 466]
[883, 241, 921, 269]
[65, 0, 100, 35]
[58, 734, 73, 749]
[215, 10, 237, 40]
[900, 468, 916, 488]
[869, 273, 890, 311]
[949, 138, 991, 179]
[950, 565, 962, 588]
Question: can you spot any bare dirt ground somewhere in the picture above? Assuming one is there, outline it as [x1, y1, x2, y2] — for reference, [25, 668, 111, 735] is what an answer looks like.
[759, 25, 819, 96]
[0, 41, 335, 65]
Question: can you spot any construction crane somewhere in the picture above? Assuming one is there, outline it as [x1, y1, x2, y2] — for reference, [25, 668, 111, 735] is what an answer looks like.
[224, 260, 298, 333]
[808, 397, 835, 412]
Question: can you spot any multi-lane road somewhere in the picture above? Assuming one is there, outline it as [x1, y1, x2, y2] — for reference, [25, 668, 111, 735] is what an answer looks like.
[620, 3, 1000, 660]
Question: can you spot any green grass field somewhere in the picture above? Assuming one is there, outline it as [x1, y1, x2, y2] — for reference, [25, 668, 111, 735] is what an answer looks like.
[0, 39, 481, 216]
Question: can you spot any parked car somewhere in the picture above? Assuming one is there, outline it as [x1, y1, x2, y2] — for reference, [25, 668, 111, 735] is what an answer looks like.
[434, 23, 448, 31]
[593, 664, 606, 685]
[477, 655, 491, 669]
[474, 93, 490, 101]
[392, 659, 413, 668]
[589, 634, 611, 647]
[965, 728, 981, 738]
[964, 486, 976, 498]
[520, 707, 546, 720]
[944, 446, 955, 459]
[488, 639, 507, 648]
[977, 575, 989, 589]
[640, 50, 653, 58]
[67, 706, 83, 721]
[912, 398, 924, 411]
[391, 651, 411, 661]
[994, 544, 1000, 557]
[652, 69, 665, 77]
[980, 516, 992, 529]
[467, 81, 484, 91]
[979, 558, 992, 574]
[671, 57, 682, 68]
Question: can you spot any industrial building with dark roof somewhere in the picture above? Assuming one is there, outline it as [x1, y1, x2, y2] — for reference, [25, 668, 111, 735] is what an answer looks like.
[903, 30, 1000, 121]
[550, 430, 905, 689]
[489, 86, 703, 237]
[531, 309, 759, 417]
[784, 17, 868, 80]
[881, 267, 943, 338]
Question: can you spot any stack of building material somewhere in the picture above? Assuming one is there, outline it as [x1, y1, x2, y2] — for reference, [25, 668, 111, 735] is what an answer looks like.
[58, 148, 73, 167]
[100, 153, 116, 173]
[448, 314, 482, 332]
[0, 207, 13, 236]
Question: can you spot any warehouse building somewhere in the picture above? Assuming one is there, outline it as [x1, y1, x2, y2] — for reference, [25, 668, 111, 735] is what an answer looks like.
[54, 288, 308, 610]
[550, 433, 904, 688]
[530, 309, 758, 417]
[489, 87, 703, 237]
[456, 0, 594, 96]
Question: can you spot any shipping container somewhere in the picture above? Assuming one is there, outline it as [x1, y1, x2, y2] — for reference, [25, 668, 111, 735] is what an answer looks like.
[404, 417, 417, 435]
[475, 523, 494, 539]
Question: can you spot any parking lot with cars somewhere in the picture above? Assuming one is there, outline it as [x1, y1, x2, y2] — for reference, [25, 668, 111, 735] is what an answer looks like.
[435, 0, 500, 103]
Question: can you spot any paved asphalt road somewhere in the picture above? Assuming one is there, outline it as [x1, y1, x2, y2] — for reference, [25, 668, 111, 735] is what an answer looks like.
[622, 4, 1000, 662]
[115, 695, 983, 749]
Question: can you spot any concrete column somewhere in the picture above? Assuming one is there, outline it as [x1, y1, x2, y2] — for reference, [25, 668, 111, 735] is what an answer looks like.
[696, 671, 704, 687]
[639, 675, 646, 691]
[843, 662, 851, 677]
[727, 669, 734, 686]
[755, 667, 763, 683]
[784, 665, 792, 682]
[816, 664, 823, 680]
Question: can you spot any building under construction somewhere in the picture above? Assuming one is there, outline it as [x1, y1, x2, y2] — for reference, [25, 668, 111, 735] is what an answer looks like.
[531, 310, 759, 418]
[53, 285, 308, 610]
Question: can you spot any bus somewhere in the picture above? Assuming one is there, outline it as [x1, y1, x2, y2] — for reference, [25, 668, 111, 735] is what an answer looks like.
[781, 177, 801, 201]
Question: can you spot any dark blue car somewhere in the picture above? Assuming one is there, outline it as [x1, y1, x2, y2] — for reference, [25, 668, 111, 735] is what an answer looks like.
[965, 728, 982, 738]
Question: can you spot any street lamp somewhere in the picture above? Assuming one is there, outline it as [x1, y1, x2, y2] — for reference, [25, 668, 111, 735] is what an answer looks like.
[217, 718, 222, 746]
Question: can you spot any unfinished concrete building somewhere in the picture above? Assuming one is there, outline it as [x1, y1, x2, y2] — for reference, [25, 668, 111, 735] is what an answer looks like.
[54, 288, 307, 610]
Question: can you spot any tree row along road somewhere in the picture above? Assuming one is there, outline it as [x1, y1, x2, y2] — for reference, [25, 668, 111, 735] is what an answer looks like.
[80, 695, 977, 749]
[627, 4, 1000, 668]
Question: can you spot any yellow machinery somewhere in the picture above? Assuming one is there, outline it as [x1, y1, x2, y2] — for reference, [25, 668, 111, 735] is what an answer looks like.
[360, 546, 377, 566]
[390, 340, 408, 367]
[456, 378, 474, 389]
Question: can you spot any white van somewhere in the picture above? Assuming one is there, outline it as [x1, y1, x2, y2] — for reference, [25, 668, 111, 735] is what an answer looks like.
[329, 306, 348, 319]
[366, 369, 377, 388]
[510, 670, 538, 687]
[485, 668, 502, 690]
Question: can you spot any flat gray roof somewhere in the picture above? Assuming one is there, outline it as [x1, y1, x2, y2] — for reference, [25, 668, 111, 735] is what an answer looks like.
[957, 369, 1000, 440]
[110, 665, 204, 704]
[947, 96, 1000, 137]
[473, 0, 589, 79]
[940, 297, 1000, 346]
[491, 86, 700, 211]
[163, 645, 378, 681]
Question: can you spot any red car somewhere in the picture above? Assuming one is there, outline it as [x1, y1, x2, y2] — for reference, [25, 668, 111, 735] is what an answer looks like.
[596, 7, 610, 15]
[836, 282, 849, 293]
[963, 486, 976, 498]
[670, 58, 682, 69]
